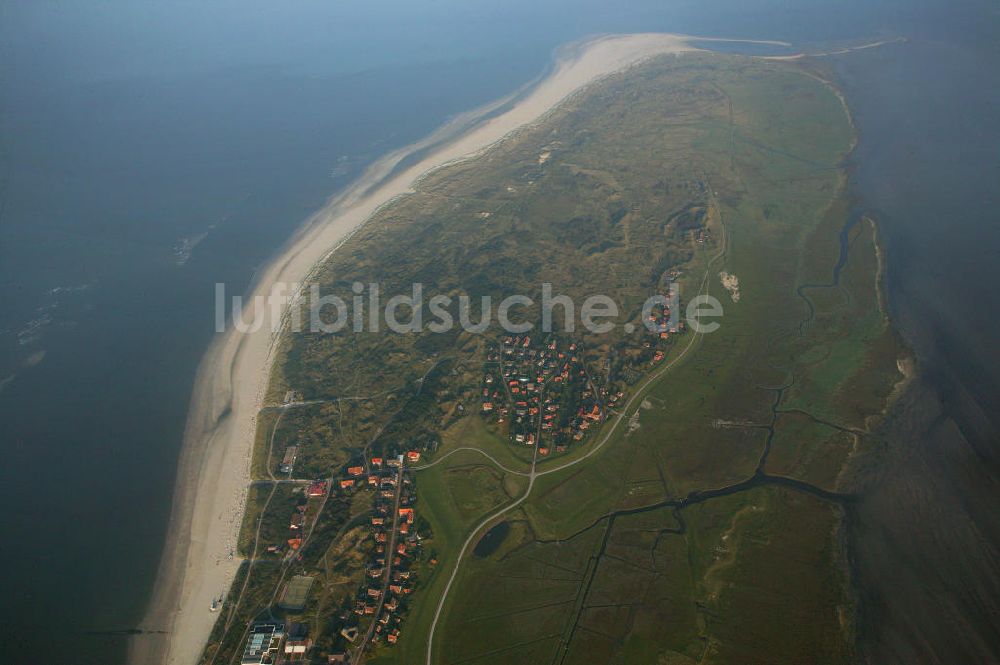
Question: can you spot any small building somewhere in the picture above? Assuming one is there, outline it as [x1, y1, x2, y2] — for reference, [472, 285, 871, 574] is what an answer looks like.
[347, 466, 364, 477]
[241, 622, 285, 665]
[306, 481, 327, 497]
[284, 638, 312, 658]
[278, 447, 298, 474]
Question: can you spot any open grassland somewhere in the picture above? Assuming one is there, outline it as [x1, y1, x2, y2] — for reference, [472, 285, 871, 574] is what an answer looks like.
[203, 51, 903, 664]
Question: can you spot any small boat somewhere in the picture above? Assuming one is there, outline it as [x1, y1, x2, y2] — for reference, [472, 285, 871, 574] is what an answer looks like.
[210, 598, 219, 612]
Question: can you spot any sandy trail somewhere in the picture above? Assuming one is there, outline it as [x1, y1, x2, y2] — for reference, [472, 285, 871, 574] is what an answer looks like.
[130, 32, 698, 665]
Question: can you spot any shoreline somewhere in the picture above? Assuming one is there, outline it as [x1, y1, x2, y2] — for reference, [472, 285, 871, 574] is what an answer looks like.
[130, 32, 698, 665]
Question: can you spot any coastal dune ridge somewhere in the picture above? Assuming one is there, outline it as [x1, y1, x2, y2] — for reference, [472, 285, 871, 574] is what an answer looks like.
[132, 32, 701, 665]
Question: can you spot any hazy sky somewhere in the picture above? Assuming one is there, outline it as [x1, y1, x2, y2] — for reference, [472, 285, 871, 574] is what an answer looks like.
[3, 0, 958, 87]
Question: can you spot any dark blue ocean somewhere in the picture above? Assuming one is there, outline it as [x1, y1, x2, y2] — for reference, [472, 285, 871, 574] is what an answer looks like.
[1, 1, 996, 662]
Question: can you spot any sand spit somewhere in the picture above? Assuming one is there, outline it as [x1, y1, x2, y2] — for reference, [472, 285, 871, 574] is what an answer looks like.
[130, 33, 697, 665]
[762, 36, 907, 61]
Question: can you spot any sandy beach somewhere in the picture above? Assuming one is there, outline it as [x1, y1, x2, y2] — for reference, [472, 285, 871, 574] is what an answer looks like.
[131, 32, 696, 665]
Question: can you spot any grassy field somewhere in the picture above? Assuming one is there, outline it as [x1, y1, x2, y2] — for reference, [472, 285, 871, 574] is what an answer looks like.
[202, 50, 903, 664]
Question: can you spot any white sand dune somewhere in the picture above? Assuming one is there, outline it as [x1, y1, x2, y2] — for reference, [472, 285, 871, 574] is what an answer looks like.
[130, 32, 697, 665]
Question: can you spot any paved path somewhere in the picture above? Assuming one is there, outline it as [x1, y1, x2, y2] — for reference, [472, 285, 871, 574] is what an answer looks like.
[411, 447, 530, 477]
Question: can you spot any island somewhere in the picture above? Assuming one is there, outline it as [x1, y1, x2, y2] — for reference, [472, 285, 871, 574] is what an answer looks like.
[180, 39, 904, 665]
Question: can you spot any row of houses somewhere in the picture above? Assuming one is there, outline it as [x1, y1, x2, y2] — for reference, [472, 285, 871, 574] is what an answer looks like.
[274, 480, 327, 553]
[339, 450, 421, 491]
[642, 286, 685, 365]
[341, 456, 421, 654]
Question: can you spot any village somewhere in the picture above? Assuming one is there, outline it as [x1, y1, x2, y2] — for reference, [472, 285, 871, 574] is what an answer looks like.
[481, 336, 604, 454]
[237, 450, 424, 664]
[480, 284, 682, 454]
